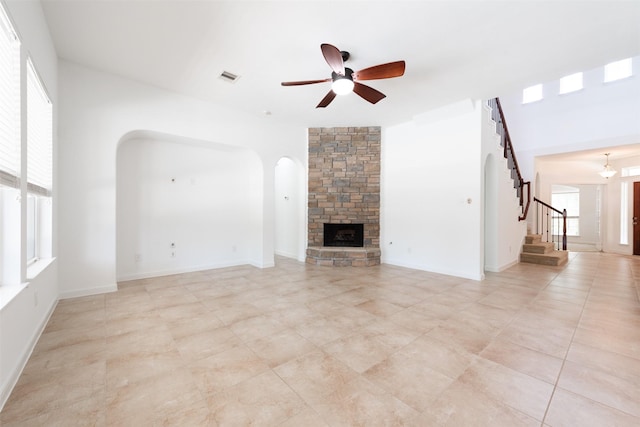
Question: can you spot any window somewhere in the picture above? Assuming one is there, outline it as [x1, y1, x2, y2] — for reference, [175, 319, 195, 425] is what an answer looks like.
[604, 58, 632, 83]
[26, 58, 53, 265]
[0, 2, 20, 285]
[551, 185, 579, 236]
[559, 72, 583, 94]
[620, 182, 628, 245]
[522, 84, 543, 104]
[0, 3, 20, 189]
[0, 1, 53, 287]
[621, 166, 640, 177]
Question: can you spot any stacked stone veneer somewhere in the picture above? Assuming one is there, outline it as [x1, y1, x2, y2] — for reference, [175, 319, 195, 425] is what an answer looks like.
[306, 127, 381, 266]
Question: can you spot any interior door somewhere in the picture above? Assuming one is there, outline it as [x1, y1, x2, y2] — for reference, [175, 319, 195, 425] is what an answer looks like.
[634, 182, 640, 255]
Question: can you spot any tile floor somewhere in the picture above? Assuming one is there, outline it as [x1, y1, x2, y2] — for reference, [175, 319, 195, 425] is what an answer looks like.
[1, 252, 639, 426]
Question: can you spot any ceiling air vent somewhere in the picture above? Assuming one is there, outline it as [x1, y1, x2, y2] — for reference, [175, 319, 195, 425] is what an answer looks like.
[219, 71, 240, 83]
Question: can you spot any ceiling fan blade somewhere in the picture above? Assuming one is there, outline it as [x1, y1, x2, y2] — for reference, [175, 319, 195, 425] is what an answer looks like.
[354, 61, 406, 81]
[321, 43, 345, 75]
[281, 78, 331, 86]
[316, 90, 337, 108]
[353, 82, 386, 104]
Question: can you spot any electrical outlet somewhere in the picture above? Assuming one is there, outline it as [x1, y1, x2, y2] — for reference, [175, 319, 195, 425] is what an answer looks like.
[135, 254, 142, 262]
[171, 251, 176, 258]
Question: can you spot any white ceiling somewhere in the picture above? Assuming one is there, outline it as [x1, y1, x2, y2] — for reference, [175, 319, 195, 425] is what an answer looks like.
[39, 0, 640, 129]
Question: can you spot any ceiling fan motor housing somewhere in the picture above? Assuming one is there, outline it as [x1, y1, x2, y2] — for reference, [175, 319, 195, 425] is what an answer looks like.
[332, 68, 354, 82]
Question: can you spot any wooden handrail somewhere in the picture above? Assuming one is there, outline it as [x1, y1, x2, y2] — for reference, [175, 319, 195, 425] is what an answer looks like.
[489, 98, 531, 221]
[533, 197, 564, 215]
[533, 197, 567, 250]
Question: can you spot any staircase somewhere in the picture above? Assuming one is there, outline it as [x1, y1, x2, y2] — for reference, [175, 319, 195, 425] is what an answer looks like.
[520, 234, 568, 266]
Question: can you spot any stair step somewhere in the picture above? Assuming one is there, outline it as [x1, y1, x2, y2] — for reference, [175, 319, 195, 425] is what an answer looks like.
[520, 250, 568, 267]
[522, 242, 555, 254]
[525, 234, 542, 244]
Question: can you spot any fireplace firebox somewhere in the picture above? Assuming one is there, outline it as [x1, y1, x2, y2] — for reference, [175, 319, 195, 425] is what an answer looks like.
[324, 223, 364, 247]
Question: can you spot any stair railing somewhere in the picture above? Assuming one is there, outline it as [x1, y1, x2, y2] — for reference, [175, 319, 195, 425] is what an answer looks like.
[487, 98, 531, 221]
[533, 197, 567, 250]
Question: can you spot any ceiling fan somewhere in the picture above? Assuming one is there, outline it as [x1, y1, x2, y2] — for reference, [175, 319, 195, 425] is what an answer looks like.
[281, 43, 406, 108]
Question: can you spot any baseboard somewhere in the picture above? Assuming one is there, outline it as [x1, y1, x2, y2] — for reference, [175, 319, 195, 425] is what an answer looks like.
[249, 259, 275, 269]
[59, 283, 118, 300]
[0, 297, 57, 411]
[116, 261, 247, 282]
[484, 258, 519, 273]
[381, 258, 484, 281]
[274, 250, 301, 259]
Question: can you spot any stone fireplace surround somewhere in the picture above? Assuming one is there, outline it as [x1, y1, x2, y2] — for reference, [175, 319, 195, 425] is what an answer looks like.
[306, 127, 381, 266]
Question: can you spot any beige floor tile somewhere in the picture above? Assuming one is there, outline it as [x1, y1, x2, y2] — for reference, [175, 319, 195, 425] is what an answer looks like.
[322, 328, 398, 373]
[1, 361, 106, 423]
[228, 313, 288, 343]
[423, 381, 541, 427]
[387, 307, 443, 334]
[309, 376, 420, 426]
[3, 253, 639, 425]
[293, 314, 353, 346]
[105, 311, 163, 337]
[572, 325, 640, 360]
[245, 329, 318, 368]
[106, 367, 205, 426]
[44, 307, 106, 333]
[106, 325, 177, 358]
[363, 348, 456, 411]
[544, 388, 640, 427]
[557, 360, 640, 417]
[566, 341, 640, 383]
[1, 393, 106, 427]
[106, 349, 185, 390]
[188, 344, 270, 396]
[456, 357, 554, 420]
[207, 370, 307, 426]
[174, 326, 243, 362]
[355, 298, 405, 317]
[497, 319, 574, 358]
[274, 349, 358, 404]
[426, 316, 499, 354]
[480, 338, 563, 384]
[25, 336, 107, 371]
[165, 313, 225, 339]
[279, 407, 330, 427]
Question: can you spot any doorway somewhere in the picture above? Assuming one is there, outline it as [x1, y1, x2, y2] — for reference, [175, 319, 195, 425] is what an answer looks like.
[634, 182, 640, 255]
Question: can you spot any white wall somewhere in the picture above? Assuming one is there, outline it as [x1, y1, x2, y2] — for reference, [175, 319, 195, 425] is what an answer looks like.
[116, 135, 262, 280]
[500, 56, 640, 180]
[381, 100, 485, 280]
[1, 0, 58, 410]
[481, 104, 527, 272]
[499, 57, 640, 256]
[57, 61, 306, 298]
[274, 157, 305, 261]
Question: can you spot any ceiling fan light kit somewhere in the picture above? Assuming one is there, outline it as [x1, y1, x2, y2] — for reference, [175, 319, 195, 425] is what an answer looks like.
[281, 43, 405, 108]
[331, 69, 354, 95]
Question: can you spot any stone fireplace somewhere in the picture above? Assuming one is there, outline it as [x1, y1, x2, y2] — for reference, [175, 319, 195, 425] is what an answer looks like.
[306, 127, 381, 266]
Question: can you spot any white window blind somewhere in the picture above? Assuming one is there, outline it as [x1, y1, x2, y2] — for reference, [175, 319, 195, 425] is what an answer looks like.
[0, 5, 20, 188]
[26, 58, 52, 196]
